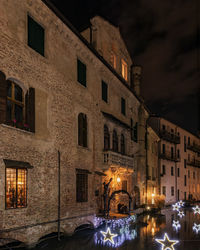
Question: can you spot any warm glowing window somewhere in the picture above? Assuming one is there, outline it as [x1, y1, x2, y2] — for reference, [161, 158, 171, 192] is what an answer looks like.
[121, 59, 128, 81]
[6, 168, 27, 209]
[111, 53, 117, 69]
[7, 81, 24, 125]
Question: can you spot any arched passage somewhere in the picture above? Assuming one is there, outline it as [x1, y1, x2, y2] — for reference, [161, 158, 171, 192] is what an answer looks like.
[107, 189, 132, 217]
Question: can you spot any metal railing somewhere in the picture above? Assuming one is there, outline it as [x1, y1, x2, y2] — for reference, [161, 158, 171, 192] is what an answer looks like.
[187, 159, 200, 168]
[159, 130, 180, 144]
[159, 152, 181, 162]
[187, 143, 200, 154]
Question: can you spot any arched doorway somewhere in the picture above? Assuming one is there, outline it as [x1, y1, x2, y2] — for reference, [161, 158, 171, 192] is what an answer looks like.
[107, 190, 132, 217]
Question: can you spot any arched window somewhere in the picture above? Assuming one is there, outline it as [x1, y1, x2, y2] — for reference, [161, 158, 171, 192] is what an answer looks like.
[78, 113, 87, 147]
[104, 125, 110, 150]
[121, 134, 125, 154]
[112, 130, 118, 152]
[7, 81, 24, 125]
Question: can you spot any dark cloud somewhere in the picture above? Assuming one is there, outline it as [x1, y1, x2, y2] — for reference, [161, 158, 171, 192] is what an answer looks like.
[49, 0, 199, 134]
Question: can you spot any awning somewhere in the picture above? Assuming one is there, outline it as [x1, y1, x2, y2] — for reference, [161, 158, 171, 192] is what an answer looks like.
[3, 159, 34, 169]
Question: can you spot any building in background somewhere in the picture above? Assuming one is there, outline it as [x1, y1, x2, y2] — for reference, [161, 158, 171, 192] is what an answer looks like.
[149, 117, 200, 205]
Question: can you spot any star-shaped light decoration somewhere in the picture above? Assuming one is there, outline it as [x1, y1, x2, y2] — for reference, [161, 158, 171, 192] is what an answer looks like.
[177, 211, 185, 218]
[177, 200, 184, 207]
[193, 223, 200, 234]
[155, 233, 179, 250]
[192, 205, 200, 215]
[172, 220, 181, 231]
[172, 203, 180, 211]
[100, 227, 118, 244]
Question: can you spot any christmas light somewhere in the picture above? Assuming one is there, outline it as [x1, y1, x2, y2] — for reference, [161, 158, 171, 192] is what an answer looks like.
[172, 203, 180, 211]
[172, 220, 181, 231]
[100, 227, 117, 244]
[155, 233, 179, 250]
[177, 200, 184, 207]
[192, 223, 200, 234]
[177, 211, 185, 218]
[192, 205, 200, 215]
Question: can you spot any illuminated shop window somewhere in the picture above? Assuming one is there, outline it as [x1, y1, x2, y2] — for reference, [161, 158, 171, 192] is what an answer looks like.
[121, 59, 128, 81]
[6, 168, 27, 209]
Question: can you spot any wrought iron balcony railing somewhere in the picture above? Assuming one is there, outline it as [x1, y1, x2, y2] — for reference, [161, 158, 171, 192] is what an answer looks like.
[103, 150, 134, 169]
[187, 159, 200, 168]
[187, 143, 200, 154]
[159, 152, 181, 162]
[159, 130, 180, 144]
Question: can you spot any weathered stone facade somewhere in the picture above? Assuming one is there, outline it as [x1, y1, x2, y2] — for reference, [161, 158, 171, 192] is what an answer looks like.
[0, 0, 144, 246]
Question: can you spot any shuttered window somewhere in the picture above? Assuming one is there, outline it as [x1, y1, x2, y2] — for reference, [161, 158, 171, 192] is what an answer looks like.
[77, 59, 86, 87]
[121, 97, 126, 115]
[28, 15, 45, 56]
[102, 81, 108, 102]
[76, 170, 88, 202]
[78, 113, 87, 147]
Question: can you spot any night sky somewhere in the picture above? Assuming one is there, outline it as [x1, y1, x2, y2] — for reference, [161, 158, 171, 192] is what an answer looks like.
[50, 0, 200, 135]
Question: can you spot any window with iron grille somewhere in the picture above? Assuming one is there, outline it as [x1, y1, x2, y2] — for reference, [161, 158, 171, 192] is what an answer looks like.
[76, 170, 88, 202]
[78, 113, 87, 147]
[122, 180, 127, 191]
[6, 168, 27, 209]
[28, 15, 44, 56]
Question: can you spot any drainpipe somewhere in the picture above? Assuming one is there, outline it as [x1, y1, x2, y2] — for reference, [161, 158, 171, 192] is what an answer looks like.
[58, 150, 61, 241]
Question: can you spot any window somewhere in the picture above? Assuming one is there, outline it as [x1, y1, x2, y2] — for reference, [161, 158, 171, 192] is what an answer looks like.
[171, 147, 174, 158]
[120, 134, 125, 154]
[6, 168, 27, 209]
[171, 186, 174, 196]
[121, 59, 128, 81]
[122, 180, 127, 191]
[193, 172, 195, 179]
[184, 159, 187, 168]
[188, 137, 190, 145]
[77, 59, 86, 87]
[171, 166, 174, 176]
[162, 144, 165, 154]
[76, 170, 88, 202]
[184, 192, 187, 200]
[133, 122, 138, 142]
[177, 149, 180, 158]
[28, 15, 44, 56]
[113, 130, 118, 152]
[111, 53, 116, 69]
[162, 125, 166, 131]
[78, 113, 87, 147]
[104, 125, 110, 150]
[162, 165, 166, 175]
[177, 168, 180, 177]
[121, 97, 126, 115]
[102, 81, 108, 103]
[188, 170, 190, 178]
[7, 81, 24, 125]
[184, 136, 186, 152]
[184, 175, 187, 186]
[130, 118, 134, 140]
[162, 186, 166, 196]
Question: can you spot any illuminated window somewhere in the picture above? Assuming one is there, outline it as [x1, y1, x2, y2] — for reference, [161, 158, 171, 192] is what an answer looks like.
[76, 169, 88, 202]
[7, 81, 24, 125]
[121, 59, 128, 81]
[6, 168, 27, 209]
[111, 53, 117, 69]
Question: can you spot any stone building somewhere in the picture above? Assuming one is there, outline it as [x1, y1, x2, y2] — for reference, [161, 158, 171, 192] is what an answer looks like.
[0, 0, 147, 246]
[149, 117, 200, 205]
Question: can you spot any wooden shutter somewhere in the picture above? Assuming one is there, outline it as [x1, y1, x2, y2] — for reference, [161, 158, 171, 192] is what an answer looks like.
[28, 88, 35, 132]
[77, 59, 86, 87]
[0, 71, 7, 124]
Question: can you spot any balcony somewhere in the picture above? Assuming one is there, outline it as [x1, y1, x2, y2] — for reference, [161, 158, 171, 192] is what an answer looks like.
[159, 130, 180, 144]
[187, 143, 200, 154]
[103, 150, 134, 169]
[187, 159, 200, 168]
[159, 152, 181, 162]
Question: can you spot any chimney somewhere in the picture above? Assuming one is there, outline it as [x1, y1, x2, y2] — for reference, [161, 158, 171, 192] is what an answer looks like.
[131, 66, 142, 97]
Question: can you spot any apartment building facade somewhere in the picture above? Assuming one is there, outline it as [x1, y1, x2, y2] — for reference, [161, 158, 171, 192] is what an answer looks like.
[0, 0, 147, 246]
[149, 117, 200, 205]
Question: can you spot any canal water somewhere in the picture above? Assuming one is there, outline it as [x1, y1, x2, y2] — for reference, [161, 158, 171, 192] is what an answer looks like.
[34, 207, 200, 250]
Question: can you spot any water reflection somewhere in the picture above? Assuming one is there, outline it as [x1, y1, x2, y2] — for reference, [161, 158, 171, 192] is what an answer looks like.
[34, 207, 200, 250]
